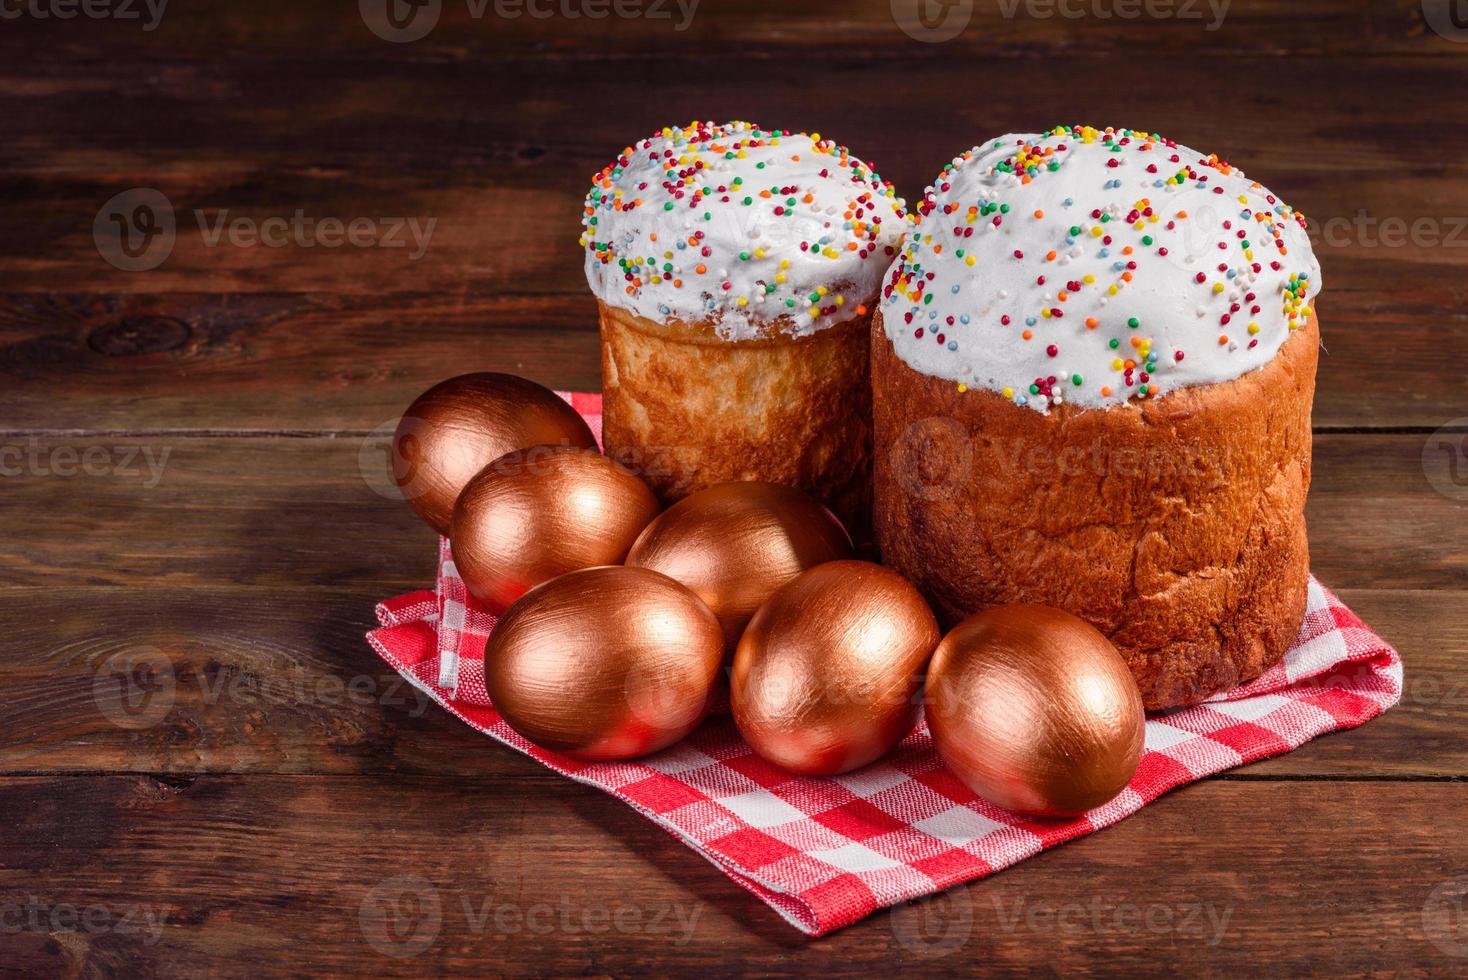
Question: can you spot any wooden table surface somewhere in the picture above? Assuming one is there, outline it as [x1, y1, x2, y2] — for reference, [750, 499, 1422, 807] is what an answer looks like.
[3, 0, 1466, 974]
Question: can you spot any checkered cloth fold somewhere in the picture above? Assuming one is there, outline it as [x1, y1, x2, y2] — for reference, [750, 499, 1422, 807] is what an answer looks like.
[366, 392, 1403, 937]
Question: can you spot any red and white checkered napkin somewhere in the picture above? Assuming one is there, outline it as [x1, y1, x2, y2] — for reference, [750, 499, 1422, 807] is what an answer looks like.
[365, 393, 1404, 937]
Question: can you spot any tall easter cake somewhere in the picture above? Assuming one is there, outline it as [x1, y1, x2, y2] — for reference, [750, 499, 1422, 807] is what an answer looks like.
[583, 121, 906, 530]
[873, 126, 1321, 709]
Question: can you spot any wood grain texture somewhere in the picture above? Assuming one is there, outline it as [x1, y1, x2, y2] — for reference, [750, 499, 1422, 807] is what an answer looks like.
[1, 434, 1461, 590]
[0, 0, 1455, 60]
[0, 776, 1463, 975]
[0, 584, 1456, 778]
[2, 0, 1464, 971]
[4, 52, 1466, 434]
[3, 57, 1468, 290]
[0, 290, 1464, 431]
[4, 5, 1464, 309]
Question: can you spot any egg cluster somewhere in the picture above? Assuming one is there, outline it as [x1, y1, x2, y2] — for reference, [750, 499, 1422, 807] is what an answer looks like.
[882, 125, 1322, 412]
[582, 121, 908, 340]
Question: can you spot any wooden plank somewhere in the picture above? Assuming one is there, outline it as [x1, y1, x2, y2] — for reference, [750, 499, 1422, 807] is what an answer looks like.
[1254, 587, 1462, 777]
[3, 54, 1467, 198]
[0, 433, 1459, 590]
[0, 776, 1461, 974]
[2, 55, 1464, 432]
[0, 437, 442, 591]
[0, 433, 1452, 773]
[0, 290, 1463, 431]
[1307, 436, 1468, 591]
[0, 0, 1445, 60]
[0, 585, 470, 776]
[11, 159, 1463, 304]
[0, 7, 1455, 976]
[0, 580, 1452, 778]
[0, 294, 605, 431]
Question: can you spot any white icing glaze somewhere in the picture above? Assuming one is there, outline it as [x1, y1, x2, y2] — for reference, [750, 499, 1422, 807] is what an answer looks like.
[881, 126, 1322, 413]
[582, 121, 907, 341]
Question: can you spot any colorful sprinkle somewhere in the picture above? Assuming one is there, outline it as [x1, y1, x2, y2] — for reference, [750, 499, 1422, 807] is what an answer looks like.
[881, 125, 1319, 413]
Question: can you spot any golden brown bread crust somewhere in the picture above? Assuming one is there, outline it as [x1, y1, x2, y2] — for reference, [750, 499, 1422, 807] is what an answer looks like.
[872, 313, 1319, 710]
[599, 300, 872, 534]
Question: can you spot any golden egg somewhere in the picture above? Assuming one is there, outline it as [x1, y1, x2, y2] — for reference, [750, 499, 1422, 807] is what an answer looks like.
[731, 561, 941, 776]
[925, 605, 1146, 818]
[393, 373, 598, 535]
[450, 446, 660, 613]
[626, 482, 853, 652]
[484, 566, 724, 760]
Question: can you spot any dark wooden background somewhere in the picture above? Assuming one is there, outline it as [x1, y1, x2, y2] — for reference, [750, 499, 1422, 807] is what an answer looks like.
[2, 0, 1466, 974]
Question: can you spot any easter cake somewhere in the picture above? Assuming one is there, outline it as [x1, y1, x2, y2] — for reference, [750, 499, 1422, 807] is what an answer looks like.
[583, 121, 906, 530]
[872, 126, 1321, 709]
